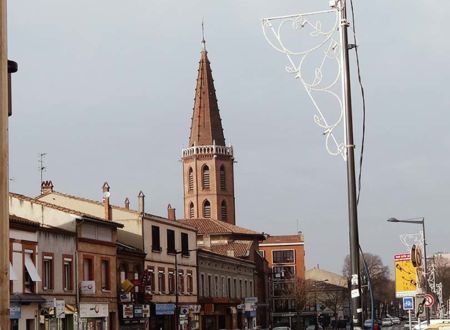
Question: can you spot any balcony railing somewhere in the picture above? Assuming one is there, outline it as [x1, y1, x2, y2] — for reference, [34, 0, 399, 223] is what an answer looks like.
[182, 145, 233, 158]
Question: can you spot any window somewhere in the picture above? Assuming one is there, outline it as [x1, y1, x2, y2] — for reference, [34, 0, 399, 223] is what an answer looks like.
[189, 202, 195, 218]
[23, 249, 39, 293]
[101, 258, 110, 290]
[273, 266, 295, 279]
[63, 256, 73, 291]
[272, 250, 295, 264]
[208, 275, 212, 297]
[222, 277, 226, 297]
[147, 266, 155, 292]
[181, 233, 189, 256]
[158, 268, 165, 293]
[167, 229, 176, 254]
[42, 253, 54, 290]
[244, 280, 248, 297]
[200, 274, 205, 297]
[258, 250, 265, 258]
[202, 165, 210, 189]
[152, 226, 161, 251]
[234, 278, 237, 298]
[83, 257, 93, 281]
[188, 168, 194, 191]
[187, 271, 193, 294]
[203, 200, 211, 218]
[81, 223, 112, 242]
[220, 165, 226, 191]
[220, 200, 227, 221]
[178, 270, 184, 294]
[250, 281, 253, 296]
[168, 269, 175, 294]
[227, 278, 231, 298]
[239, 279, 243, 298]
[215, 275, 219, 297]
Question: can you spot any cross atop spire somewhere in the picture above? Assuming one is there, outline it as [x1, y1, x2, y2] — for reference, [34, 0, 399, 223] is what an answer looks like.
[201, 20, 206, 50]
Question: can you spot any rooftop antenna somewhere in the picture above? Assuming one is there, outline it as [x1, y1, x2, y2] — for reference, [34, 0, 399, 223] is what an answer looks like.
[38, 153, 47, 193]
[201, 19, 206, 49]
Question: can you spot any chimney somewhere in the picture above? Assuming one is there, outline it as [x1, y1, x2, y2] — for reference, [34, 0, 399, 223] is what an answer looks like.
[41, 180, 54, 194]
[102, 182, 111, 220]
[124, 197, 130, 209]
[138, 191, 145, 214]
[167, 204, 176, 220]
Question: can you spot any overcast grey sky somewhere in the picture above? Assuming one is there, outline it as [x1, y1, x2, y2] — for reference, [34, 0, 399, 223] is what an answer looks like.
[8, 0, 450, 275]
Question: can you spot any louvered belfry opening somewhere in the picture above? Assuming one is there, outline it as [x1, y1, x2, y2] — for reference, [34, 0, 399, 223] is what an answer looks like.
[203, 200, 211, 218]
[221, 200, 227, 221]
[188, 167, 194, 191]
[202, 165, 210, 190]
[189, 202, 195, 218]
[220, 165, 226, 191]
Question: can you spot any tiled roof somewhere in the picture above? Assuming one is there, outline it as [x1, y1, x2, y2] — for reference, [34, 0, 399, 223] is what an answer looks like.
[178, 218, 262, 236]
[38, 191, 195, 231]
[209, 240, 254, 258]
[10, 214, 40, 227]
[262, 234, 304, 244]
[188, 47, 226, 147]
[10, 192, 123, 228]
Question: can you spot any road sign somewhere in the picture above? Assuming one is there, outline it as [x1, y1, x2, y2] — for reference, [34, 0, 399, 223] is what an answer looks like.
[394, 253, 417, 298]
[424, 294, 435, 307]
[403, 297, 414, 311]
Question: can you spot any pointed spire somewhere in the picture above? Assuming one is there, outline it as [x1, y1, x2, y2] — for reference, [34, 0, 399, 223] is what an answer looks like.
[188, 40, 226, 147]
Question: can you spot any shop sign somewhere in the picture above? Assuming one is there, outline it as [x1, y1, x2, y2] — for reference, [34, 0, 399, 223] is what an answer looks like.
[189, 304, 201, 313]
[155, 303, 176, 315]
[142, 304, 150, 318]
[119, 292, 132, 303]
[179, 306, 189, 315]
[204, 304, 214, 314]
[134, 305, 143, 318]
[80, 280, 96, 295]
[80, 303, 108, 318]
[245, 310, 257, 318]
[123, 304, 134, 319]
[55, 300, 65, 319]
[245, 297, 258, 304]
[9, 304, 21, 319]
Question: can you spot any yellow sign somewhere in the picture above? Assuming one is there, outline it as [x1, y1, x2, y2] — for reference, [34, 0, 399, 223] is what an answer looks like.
[395, 253, 417, 298]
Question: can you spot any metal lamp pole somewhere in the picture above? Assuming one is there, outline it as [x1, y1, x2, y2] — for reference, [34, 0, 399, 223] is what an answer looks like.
[387, 217, 429, 325]
[339, 0, 363, 328]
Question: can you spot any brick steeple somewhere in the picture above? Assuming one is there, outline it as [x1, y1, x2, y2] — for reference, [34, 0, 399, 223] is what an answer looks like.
[182, 44, 236, 225]
[188, 47, 225, 147]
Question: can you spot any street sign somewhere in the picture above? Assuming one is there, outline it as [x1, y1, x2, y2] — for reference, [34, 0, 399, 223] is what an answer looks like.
[403, 297, 414, 311]
[424, 294, 435, 307]
[394, 253, 417, 298]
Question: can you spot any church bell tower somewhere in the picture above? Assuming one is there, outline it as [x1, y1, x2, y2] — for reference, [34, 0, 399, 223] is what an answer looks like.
[181, 42, 236, 225]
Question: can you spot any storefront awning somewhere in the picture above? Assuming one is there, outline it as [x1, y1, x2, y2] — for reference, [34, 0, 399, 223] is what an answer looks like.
[10, 293, 46, 304]
[9, 262, 18, 281]
[24, 253, 41, 282]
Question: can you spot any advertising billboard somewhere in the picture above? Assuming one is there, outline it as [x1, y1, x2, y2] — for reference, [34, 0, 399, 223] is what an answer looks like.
[395, 253, 417, 298]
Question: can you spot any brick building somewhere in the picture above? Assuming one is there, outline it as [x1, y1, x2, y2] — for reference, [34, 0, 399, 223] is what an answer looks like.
[178, 41, 270, 329]
[259, 233, 305, 328]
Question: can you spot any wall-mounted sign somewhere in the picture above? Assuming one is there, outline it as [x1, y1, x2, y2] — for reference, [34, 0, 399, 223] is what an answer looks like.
[142, 304, 150, 318]
[123, 304, 134, 319]
[80, 303, 108, 318]
[55, 300, 65, 319]
[80, 281, 96, 295]
[9, 304, 21, 319]
[155, 304, 175, 315]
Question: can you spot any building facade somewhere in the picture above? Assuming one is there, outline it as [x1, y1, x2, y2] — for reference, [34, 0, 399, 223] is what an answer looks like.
[259, 233, 306, 328]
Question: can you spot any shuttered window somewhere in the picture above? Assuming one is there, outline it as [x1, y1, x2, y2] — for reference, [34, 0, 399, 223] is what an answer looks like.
[221, 200, 227, 221]
[202, 165, 210, 190]
[188, 168, 194, 191]
[189, 202, 195, 218]
[220, 166, 226, 191]
[203, 200, 211, 218]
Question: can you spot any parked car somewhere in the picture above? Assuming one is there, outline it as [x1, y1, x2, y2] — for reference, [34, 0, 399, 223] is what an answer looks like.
[390, 317, 401, 325]
[272, 327, 292, 330]
[381, 318, 393, 327]
[364, 319, 381, 329]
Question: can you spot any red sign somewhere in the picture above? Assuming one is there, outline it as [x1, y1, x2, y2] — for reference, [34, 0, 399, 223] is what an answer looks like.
[424, 294, 435, 307]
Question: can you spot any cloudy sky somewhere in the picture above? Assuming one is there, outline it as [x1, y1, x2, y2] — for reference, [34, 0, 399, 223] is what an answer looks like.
[8, 0, 450, 275]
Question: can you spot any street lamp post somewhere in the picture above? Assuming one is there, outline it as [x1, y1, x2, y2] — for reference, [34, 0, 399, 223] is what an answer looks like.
[387, 217, 429, 325]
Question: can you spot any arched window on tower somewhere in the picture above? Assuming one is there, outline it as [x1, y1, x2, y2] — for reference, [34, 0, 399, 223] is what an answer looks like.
[188, 168, 194, 191]
[189, 202, 195, 219]
[221, 200, 227, 221]
[202, 165, 210, 190]
[220, 165, 226, 191]
[203, 200, 211, 219]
